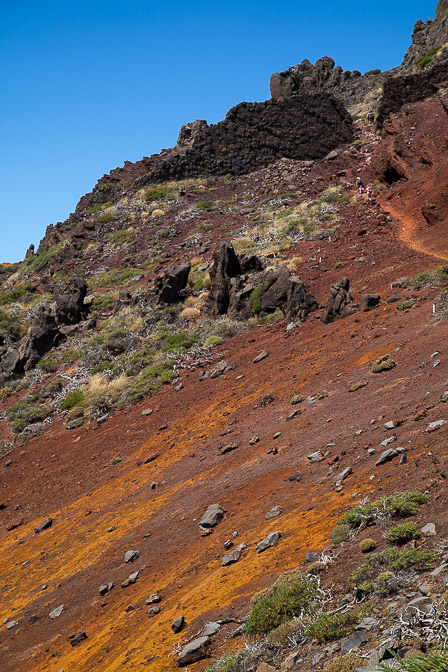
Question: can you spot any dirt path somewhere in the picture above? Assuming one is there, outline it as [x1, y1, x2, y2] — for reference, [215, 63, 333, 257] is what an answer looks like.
[381, 202, 448, 263]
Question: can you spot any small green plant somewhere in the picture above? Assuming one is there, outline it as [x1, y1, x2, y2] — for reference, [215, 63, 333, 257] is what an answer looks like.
[97, 211, 115, 224]
[0, 309, 21, 337]
[244, 571, 318, 637]
[359, 538, 377, 554]
[291, 394, 304, 405]
[350, 547, 436, 584]
[195, 201, 214, 211]
[337, 492, 429, 530]
[335, 261, 347, 269]
[332, 524, 351, 544]
[61, 390, 85, 411]
[7, 398, 51, 433]
[371, 355, 396, 373]
[378, 648, 448, 671]
[62, 349, 80, 364]
[306, 610, 360, 643]
[348, 381, 367, 392]
[161, 332, 197, 353]
[0, 284, 33, 306]
[111, 456, 122, 465]
[365, 69, 381, 76]
[415, 45, 445, 71]
[396, 300, 415, 311]
[249, 284, 263, 314]
[203, 335, 223, 348]
[38, 358, 58, 372]
[324, 653, 367, 672]
[86, 201, 112, 214]
[140, 184, 173, 202]
[385, 522, 421, 545]
[92, 294, 115, 311]
[306, 561, 325, 575]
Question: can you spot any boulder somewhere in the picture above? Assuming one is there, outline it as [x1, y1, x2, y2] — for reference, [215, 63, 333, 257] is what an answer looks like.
[177, 636, 210, 666]
[208, 242, 241, 316]
[0, 348, 21, 378]
[340, 629, 367, 653]
[262, 265, 317, 323]
[155, 262, 191, 304]
[360, 293, 380, 312]
[49, 605, 65, 619]
[321, 277, 357, 324]
[124, 550, 140, 564]
[34, 518, 53, 533]
[55, 276, 88, 325]
[222, 543, 247, 566]
[199, 504, 225, 528]
[21, 306, 59, 371]
[68, 630, 87, 647]
[202, 622, 221, 637]
[376, 449, 398, 466]
[256, 531, 281, 553]
[171, 615, 185, 633]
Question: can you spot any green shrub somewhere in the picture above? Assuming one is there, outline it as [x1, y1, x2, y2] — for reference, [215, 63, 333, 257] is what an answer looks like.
[266, 618, 301, 647]
[195, 201, 214, 211]
[306, 562, 325, 575]
[379, 648, 448, 671]
[338, 492, 429, 530]
[371, 355, 396, 373]
[203, 335, 223, 348]
[410, 266, 448, 289]
[89, 268, 141, 288]
[0, 309, 21, 337]
[332, 524, 351, 544]
[249, 284, 263, 314]
[86, 201, 112, 214]
[125, 360, 176, 403]
[97, 211, 115, 224]
[38, 358, 58, 372]
[306, 610, 360, 643]
[359, 538, 377, 554]
[61, 390, 85, 411]
[350, 547, 436, 584]
[415, 45, 444, 71]
[26, 244, 63, 272]
[7, 399, 51, 433]
[365, 69, 381, 76]
[396, 300, 415, 311]
[385, 522, 421, 545]
[325, 653, 367, 672]
[335, 261, 347, 269]
[0, 284, 33, 306]
[244, 571, 318, 637]
[62, 349, 80, 364]
[91, 294, 115, 311]
[161, 332, 197, 353]
[111, 456, 122, 465]
[140, 184, 173, 201]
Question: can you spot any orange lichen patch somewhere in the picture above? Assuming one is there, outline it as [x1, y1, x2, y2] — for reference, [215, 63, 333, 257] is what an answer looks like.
[351, 345, 395, 367]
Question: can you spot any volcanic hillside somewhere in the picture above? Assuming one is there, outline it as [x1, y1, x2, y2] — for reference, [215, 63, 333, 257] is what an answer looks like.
[1, 4, 448, 672]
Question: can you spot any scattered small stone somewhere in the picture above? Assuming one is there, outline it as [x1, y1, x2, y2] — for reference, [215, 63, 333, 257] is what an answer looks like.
[146, 593, 162, 605]
[41, 584, 48, 590]
[381, 436, 397, 447]
[256, 531, 281, 553]
[367, 448, 376, 456]
[419, 583, 432, 595]
[288, 471, 301, 482]
[29, 615, 38, 624]
[222, 543, 247, 566]
[223, 540, 234, 550]
[408, 596, 432, 609]
[272, 432, 281, 440]
[141, 408, 153, 417]
[121, 571, 139, 588]
[358, 617, 378, 631]
[219, 443, 239, 455]
[253, 350, 269, 363]
[265, 506, 283, 520]
[68, 631, 87, 646]
[107, 526, 115, 533]
[199, 504, 224, 528]
[286, 411, 298, 421]
[158, 422, 168, 431]
[177, 636, 211, 666]
[99, 582, 114, 596]
[149, 481, 158, 490]
[259, 393, 274, 406]
[34, 518, 53, 534]
[124, 550, 140, 564]
[334, 466, 352, 484]
[6, 620, 18, 630]
[305, 552, 320, 563]
[175, 382, 183, 391]
[125, 604, 135, 613]
[306, 396, 315, 405]
[421, 523, 436, 536]
[307, 451, 321, 463]
[426, 420, 446, 432]
[171, 615, 185, 633]
[384, 421, 398, 430]
[5, 459, 12, 467]
[434, 360, 441, 368]
[49, 605, 65, 619]
[376, 449, 398, 466]
[144, 453, 159, 464]
[249, 436, 260, 445]
[148, 605, 161, 615]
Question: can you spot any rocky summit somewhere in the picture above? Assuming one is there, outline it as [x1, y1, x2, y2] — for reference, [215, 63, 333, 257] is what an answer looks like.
[1, 3, 448, 672]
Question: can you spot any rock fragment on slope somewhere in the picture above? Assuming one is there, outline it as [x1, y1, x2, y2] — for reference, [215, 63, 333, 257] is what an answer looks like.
[199, 504, 225, 528]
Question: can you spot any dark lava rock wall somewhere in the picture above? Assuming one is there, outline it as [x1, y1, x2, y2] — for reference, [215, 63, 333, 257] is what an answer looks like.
[377, 59, 448, 127]
[401, 0, 448, 73]
[138, 93, 353, 184]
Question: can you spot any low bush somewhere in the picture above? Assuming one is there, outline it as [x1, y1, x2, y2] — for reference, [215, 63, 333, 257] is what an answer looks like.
[86, 201, 112, 214]
[249, 285, 263, 314]
[38, 358, 58, 372]
[61, 389, 85, 411]
[306, 610, 360, 643]
[325, 654, 367, 672]
[97, 211, 115, 224]
[244, 571, 318, 637]
[359, 538, 377, 554]
[91, 294, 115, 311]
[7, 398, 51, 433]
[371, 355, 396, 373]
[415, 45, 445, 71]
[337, 492, 429, 530]
[385, 522, 421, 545]
[306, 562, 325, 575]
[0, 284, 33, 306]
[203, 335, 223, 348]
[161, 331, 197, 353]
[62, 349, 80, 364]
[350, 547, 436, 584]
[0, 309, 21, 337]
[396, 300, 415, 311]
[379, 648, 448, 671]
[332, 524, 351, 544]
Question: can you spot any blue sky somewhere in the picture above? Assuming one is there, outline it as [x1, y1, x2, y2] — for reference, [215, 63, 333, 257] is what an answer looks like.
[0, 1, 437, 262]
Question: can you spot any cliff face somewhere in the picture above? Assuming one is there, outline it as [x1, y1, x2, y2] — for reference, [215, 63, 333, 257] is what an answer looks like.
[401, 0, 448, 72]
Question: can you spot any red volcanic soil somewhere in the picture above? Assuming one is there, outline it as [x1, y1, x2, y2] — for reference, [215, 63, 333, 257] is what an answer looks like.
[1, 110, 448, 672]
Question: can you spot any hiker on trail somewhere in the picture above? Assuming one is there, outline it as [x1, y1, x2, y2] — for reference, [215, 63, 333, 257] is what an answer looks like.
[367, 186, 372, 199]
[356, 176, 363, 189]
[359, 184, 364, 194]
[367, 111, 375, 124]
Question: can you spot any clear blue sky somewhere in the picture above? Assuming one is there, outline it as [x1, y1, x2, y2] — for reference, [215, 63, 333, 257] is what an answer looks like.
[0, 1, 437, 262]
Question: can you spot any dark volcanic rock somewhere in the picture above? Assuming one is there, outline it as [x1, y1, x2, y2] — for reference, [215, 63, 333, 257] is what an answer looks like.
[68, 631, 87, 647]
[321, 277, 357, 324]
[199, 504, 225, 528]
[21, 306, 59, 371]
[177, 636, 210, 666]
[55, 276, 88, 325]
[262, 265, 318, 323]
[34, 518, 53, 533]
[136, 93, 353, 184]
[361, 294, 381, 312]
[208, 242, 241, 316]
[155, 262, 191, 304]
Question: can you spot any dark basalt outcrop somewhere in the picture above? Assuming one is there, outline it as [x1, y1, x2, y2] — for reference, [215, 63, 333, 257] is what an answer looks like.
[401, 0, 448, 74]
[155, 262, 191, 304]
[261, 265, 318, 324]
[55, 276, 88, 325]
[320, 277, 357, 324]
[136, 93, 353, 185]
[270, 56, 384, 108]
